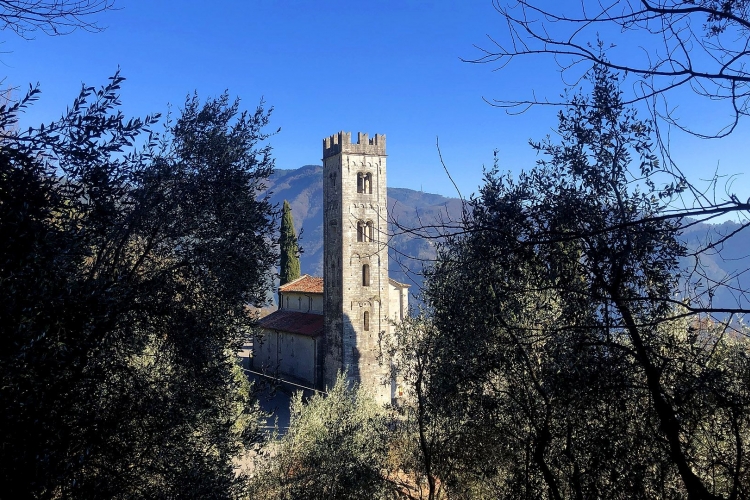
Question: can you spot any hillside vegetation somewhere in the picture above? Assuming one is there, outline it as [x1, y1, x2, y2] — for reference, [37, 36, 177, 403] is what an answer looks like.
[264, 166, 750, 311]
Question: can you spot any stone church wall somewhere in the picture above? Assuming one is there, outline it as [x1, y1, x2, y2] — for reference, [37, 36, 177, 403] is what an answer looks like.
[322, 132, 392, 404]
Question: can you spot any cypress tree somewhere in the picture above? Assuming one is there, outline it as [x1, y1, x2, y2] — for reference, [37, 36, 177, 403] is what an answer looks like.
[279, 200, 301, 285]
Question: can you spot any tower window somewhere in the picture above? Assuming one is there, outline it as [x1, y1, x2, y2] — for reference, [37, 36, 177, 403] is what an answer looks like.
[363, 311, 370, 331]
[357, 220, 374, 242]
[357, 220, 373, 243]
[362, 264, 370, 286]
[357, 172, 373, 194]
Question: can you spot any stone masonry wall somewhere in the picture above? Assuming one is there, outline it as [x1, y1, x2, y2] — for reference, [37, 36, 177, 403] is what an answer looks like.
[322, 132, 391, 404]
[322, 151, 342, 391]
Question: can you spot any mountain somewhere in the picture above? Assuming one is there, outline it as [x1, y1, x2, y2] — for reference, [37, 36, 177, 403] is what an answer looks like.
[262, 166, 464, 295]
[263, 165, 750, 312]
[263, 166, 326, 277]
[680, 219, 750, 311]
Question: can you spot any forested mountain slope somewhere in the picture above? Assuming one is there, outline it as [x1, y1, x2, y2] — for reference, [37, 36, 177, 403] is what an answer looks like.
[681, 219, 750, 312]
[264, 165, 750, 310]
[262, 166, 463, 293]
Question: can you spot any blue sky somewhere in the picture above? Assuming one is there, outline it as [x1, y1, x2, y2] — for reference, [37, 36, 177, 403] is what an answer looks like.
[2, 0, 747, 203]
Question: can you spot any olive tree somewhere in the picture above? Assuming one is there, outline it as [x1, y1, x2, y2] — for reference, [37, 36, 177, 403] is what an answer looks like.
[0, 74, 277, 498]
[247, 374, 395, 500]
[421, 64, 750, 499]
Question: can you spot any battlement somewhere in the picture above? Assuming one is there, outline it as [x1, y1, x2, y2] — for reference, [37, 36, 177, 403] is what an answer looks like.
[323, 131, 386, 158]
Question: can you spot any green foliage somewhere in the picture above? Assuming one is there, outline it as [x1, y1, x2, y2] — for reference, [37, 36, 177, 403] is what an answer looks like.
[387, 313, 455, 500]
[279, 199, 301, 285]
[0, 73, 276, 498]
[419, 64, 750, 499]
[247, 374, 394, 500]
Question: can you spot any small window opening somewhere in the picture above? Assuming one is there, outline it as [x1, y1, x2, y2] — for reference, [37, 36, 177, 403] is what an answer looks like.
[364, 173, 372, 194]
[366, 221, 374, 242]
[362, 264, 370, 286]
[364, 311, 370, 331]
[357, 173, 364, 194]
[357, 221, 365, 242]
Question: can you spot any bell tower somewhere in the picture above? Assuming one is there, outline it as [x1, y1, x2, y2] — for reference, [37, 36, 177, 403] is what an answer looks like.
[322, 131, 390, 403]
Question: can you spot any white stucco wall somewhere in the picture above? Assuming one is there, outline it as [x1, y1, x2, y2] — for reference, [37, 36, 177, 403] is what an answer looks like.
[253, 329, 317, 386]
[253, 330, 278, 373]
[310, 294, 324, 313]
[277, 333, 316, 384]
[388, 281, 409, 323]
[281, 292, 324, 315]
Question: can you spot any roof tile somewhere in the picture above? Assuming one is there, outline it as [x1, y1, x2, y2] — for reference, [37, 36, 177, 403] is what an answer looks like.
[258, 310, 324, 337]
[279, 274, 323, 294]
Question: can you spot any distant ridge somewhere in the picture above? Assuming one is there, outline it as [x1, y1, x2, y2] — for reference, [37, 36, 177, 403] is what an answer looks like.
[261, 165, 463, 293]
[263, 165, 750, 311]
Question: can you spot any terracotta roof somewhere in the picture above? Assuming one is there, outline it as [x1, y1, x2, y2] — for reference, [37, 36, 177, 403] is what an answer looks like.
[258, 310, 324, 337]
[279, 274, 408, 294]
[279, 274, 323, 294]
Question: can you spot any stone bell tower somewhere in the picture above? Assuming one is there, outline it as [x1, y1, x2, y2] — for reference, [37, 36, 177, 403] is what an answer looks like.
[322, 131, 391, 403]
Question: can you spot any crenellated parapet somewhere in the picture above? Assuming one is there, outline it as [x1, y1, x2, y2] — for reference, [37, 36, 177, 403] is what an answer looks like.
[323, 131, 386, 158]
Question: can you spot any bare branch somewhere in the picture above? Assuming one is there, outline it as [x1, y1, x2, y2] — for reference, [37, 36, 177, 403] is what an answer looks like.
[0, 0, 116, 39]
[476, 0, 750, 139]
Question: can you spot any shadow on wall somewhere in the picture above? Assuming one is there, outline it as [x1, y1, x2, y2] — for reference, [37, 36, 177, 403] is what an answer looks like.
[341, 313, 361, 385]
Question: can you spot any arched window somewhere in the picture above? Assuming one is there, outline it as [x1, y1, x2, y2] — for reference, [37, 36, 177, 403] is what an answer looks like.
[366, 221, 374, 242]
[363, 311, 370, 331]
[357, 172, 373, 194]
[357, 220, 365, 242]
[362, 264, 370, 286]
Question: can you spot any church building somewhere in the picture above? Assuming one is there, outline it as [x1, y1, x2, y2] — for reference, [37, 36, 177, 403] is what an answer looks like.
[253, 132, 409, 405]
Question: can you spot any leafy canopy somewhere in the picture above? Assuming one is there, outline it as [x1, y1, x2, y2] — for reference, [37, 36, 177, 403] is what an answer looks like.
[0, 72, 277, 499]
